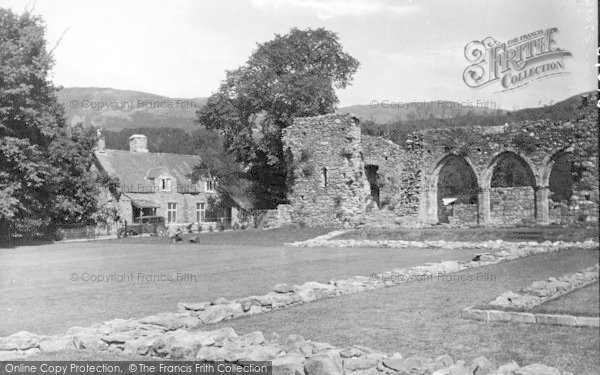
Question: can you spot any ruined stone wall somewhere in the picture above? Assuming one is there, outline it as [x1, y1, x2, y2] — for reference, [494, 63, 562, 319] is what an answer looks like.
[360, 135, 423, 225]
[448, 204, 478, 226]
[490, 187, 535, 225]
[410, 113, 598, 225]
[284, 96, 598, 228]
[283, 114, 370, 227]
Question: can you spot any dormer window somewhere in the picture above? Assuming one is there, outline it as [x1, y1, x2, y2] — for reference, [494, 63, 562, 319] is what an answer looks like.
[204, 180, 216, 193]
[161, 178, 172, 192]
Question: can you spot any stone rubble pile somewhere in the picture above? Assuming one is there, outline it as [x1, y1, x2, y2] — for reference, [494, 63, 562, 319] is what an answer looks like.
[0, 328, 574, 374]
[489, 264, 600, 310]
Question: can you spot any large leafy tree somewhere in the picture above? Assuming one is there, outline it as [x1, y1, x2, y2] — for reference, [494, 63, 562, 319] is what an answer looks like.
[197, 27, 359, 208]
[1, 8, 99, 235]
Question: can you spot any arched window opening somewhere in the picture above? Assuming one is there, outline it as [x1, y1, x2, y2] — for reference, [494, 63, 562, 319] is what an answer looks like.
[489, 152, 536, 224]
[436, 156, 478, 224]
[364, 164, 380, 207]
[491, 154, 535, 187]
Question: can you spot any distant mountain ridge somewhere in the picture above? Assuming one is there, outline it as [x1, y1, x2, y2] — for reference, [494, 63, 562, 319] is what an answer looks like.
[339, 100, 508, 124]
[57, 87, 207, 130]
[56, 87, 595, 131]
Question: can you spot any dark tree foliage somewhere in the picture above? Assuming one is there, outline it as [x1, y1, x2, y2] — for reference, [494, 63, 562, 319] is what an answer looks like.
[102, 126, 224, 156]
[197, 27, 360, 208]
[1, 8, 99, 234]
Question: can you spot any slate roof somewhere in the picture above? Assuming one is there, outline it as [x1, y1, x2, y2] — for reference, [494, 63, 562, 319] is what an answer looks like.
[94, 149, 202, 193]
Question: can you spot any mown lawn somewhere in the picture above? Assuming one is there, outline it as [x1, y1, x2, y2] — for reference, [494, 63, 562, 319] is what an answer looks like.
[207, 249, 600, 375]
[336, 226, 599, 243]
[108, 226, 335, 247]
[531, 282, 600, 317]
[1, 227, 483, 336]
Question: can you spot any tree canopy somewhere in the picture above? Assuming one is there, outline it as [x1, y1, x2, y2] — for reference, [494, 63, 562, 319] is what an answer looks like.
[0, 8, 99, 235]
[197, 27, 359, 208]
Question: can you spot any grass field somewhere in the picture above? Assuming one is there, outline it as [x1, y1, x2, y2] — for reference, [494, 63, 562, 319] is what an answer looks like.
[206, 249, 600, 375]
[531, 282, 600, 317]
[5, 226, 599, 373]
[0, 227, 483, 336]
[336, 226, 599, 243]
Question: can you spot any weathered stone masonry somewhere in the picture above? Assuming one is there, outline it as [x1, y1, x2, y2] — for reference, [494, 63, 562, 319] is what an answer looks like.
[283, 115, 370, 227]
[282, 100, 598, 227]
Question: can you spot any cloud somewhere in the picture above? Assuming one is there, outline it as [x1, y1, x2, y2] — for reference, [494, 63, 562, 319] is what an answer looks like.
[251, 0, 420, 20]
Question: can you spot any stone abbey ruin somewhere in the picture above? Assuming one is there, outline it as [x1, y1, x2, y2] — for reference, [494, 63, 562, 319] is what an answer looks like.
[282, 99, 598, 228]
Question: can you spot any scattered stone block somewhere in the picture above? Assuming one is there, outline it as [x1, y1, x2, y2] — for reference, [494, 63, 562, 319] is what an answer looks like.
[198, 303, 244, 324]
[177, 301, 209, 312]
[305, 352, 343, 375]
[273, 353, 306, 375]
[239, 331, 265, 346]
[343, 356, 380, 372]
[469, 356, 496, 375]
[513, 364, 560, 375]
[137, 313, 185, 331]
[274, 283, 295, 293]
[0, 331, 39, 351]
[38, 335, 75, 353]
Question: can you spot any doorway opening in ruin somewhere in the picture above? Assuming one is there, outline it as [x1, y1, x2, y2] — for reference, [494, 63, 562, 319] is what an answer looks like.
[549, 153, 574, 202]
[436, 156, 478, 224]
[548, 152, 575, 222]
[490, 152, 536, 223]
[364, 165, 380, 207]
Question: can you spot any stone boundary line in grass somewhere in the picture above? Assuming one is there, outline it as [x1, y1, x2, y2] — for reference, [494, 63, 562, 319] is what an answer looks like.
[285, 234, 599, 251]
[489, 264, 599, 309]
[461, 306, 600, 328]
[0, 240, 597, 363]
[462, 264, 600, 328]
[0, 327, 575, 375]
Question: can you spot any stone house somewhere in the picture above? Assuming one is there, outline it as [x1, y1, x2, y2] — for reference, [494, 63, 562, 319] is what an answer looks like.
[92, 133, 237, 231]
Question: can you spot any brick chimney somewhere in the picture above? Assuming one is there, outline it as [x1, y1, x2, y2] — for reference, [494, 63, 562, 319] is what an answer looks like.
[129, 134, 148, 153]
[96, 129, 105, 153]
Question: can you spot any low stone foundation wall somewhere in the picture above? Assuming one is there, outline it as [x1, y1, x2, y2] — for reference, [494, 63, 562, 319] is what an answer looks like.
[462, 306, 599, 328]
[462, 265, 600, 328]
[0, 327, 575, 375]
[489, 264, 599, 310]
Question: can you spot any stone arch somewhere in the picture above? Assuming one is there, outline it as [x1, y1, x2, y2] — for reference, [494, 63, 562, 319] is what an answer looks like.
[426, 153, 479, 190]
[425, 154, 480, 224]
[540, 146, 574, 189]
[484, 151, 537, 224]
[481, 149, 538, 188]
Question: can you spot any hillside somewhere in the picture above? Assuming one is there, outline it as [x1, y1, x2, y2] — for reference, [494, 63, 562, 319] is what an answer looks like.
[339, 100, 507, 124]
[56, 87, 596, 133]
[56, 87, 207, 130]
[360, 91, 598, 145]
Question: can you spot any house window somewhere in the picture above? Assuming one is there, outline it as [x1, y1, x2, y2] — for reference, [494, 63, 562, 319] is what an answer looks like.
[204, 180, 216, 192]
[196, 203, 205, 222]
[161, 178, 172, 192]
[167, 203, 177, 223]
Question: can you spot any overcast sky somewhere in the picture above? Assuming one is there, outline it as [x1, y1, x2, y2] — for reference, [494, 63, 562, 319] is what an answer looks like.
[3, 0, 598, 109]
